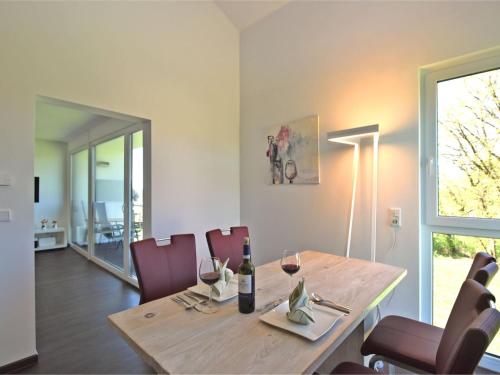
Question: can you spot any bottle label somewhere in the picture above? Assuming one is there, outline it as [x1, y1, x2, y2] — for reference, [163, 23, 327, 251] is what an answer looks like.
[238, 274, 252, 294]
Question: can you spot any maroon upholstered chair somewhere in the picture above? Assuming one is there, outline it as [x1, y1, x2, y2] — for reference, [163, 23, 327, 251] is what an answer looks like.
[206, 226, 249, 273]
[332, 279, 500, 374]
[356, 279, 499, 374]
[467, 252, 497, 287]
[435, 280, 499, 374]
[130, 234, 197, 304]
[357, 252, 497, 372]
[363, 315, 442, 373]
[331, 362, 377, 374]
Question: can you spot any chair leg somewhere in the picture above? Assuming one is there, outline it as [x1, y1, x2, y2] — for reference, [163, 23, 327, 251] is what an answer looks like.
[369, 355, 385, 372]
[368, 355, 428, 374]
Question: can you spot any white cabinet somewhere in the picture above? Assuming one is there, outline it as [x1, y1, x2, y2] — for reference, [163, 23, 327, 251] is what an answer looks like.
[34, 227, 67, 251]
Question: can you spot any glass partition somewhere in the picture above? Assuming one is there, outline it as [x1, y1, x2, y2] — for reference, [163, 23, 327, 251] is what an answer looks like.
[130, 130, 144, 277]
[70, 149, 89, 251]
[93, 136, 125, 271]
[69, 124, 148, 286]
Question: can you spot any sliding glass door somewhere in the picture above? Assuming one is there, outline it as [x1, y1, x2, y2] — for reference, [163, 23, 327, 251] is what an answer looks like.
[69, 124, 149, 285]
[93, 136, 125, 271]
[70, 149, 89, 251]
[130, 130, 144, 277]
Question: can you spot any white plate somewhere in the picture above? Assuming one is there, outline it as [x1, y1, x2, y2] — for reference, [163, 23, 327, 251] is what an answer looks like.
[259, 301, 343, 341]
[187, 279, 238, 302]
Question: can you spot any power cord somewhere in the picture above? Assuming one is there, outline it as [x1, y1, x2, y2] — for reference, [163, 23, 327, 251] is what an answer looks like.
[389, 227, 397, 253]
[376, 227, 399, 323]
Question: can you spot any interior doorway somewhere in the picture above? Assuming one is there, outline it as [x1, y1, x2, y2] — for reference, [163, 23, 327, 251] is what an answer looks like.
[34, 96, 151, 285]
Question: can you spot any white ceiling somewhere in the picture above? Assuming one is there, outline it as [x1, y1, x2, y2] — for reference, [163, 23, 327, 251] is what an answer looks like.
[35, 101, 106, 142]
[214, 0, 289, 31]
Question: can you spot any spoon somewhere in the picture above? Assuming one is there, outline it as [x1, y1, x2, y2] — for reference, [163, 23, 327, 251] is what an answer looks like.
[311, 293, 351, 315]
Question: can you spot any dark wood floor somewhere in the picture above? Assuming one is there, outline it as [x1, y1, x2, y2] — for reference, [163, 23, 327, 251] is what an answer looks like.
[24, 248, 151, 374]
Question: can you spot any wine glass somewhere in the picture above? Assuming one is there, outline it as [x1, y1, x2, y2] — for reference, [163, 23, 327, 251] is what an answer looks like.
[285, 160, 297, 184]
[198, 257, 220, 314]
[281, 250, 301, 291]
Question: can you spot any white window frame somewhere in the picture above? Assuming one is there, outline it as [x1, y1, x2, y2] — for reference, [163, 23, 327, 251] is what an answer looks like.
[420, 47, 500, 370]
[422, 52, 500, 231]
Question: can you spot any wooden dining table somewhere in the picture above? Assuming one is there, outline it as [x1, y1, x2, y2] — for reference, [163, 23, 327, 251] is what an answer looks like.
[108, 250, 406, 374]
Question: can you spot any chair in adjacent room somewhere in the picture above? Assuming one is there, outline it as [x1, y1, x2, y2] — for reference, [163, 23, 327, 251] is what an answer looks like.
[130, 234, 197, 304]
[358, 252, 497, 373]
[206, 226, 249, 273]
[332, 279, 500, 374]
[94, 201, 123, 246]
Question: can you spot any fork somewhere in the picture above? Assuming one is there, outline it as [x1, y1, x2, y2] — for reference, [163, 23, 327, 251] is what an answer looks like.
[177, 294, 206, 312]
[183, 292, 208, 305]
[171, 296, 197, 310]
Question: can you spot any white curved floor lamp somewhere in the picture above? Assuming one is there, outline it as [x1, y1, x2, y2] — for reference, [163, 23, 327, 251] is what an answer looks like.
[327, 124, 379, 261]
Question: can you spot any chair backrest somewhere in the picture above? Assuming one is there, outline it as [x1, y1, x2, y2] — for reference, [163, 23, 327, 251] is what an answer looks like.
[436, 279, 500, 374]
[466, 252, 497, 287]
[206, 226, 249, 273]
[130, 234, 197, 304]
[474, 262, 499, 288]
[94, 201, 110, 227]
[81, 200, 88, 222]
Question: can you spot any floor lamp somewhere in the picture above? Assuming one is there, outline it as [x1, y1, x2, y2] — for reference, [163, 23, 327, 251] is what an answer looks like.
[327, 124, 379, 261]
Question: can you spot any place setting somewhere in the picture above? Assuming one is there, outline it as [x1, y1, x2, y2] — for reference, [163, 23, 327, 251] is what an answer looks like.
[172, 256, 237, 313]
[259, 250, 351, 341]
[171, 248, 352, 342]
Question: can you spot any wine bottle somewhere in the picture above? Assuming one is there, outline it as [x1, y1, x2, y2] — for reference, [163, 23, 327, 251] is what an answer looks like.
[238, 237, 255, 313]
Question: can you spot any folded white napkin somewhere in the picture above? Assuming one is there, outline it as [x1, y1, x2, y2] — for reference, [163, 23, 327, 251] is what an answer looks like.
[287, 278, 315, 325]
[211, 258, 234, 297]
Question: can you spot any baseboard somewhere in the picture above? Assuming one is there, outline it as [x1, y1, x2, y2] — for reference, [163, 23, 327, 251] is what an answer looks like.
[0, 354, 38, 374]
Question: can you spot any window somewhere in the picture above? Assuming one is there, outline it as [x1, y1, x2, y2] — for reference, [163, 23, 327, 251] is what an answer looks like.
[422, 49, 500, 369]
[432, 232, 500, 356]
[437, 70, 500, 221]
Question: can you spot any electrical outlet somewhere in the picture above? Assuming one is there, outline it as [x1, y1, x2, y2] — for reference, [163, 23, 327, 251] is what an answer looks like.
[390, 208, 401, 227]
[0, 209, 12, 222]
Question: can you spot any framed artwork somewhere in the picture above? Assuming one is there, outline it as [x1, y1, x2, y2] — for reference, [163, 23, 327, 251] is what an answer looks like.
[265, 115, 319, 184]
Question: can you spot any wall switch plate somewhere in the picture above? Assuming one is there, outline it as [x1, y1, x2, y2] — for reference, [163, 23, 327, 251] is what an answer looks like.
[390, 207, 401, 227]
[0, 174, 13, 186]
[0, 209, 12, 222]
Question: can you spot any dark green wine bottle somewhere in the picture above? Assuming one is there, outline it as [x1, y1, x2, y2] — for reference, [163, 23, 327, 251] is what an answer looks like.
[238, 237, 255, 313]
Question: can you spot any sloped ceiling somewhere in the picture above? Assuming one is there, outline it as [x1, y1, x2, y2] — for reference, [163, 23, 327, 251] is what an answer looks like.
[35, 101, 106, 142]
[214, 0, 289, 31]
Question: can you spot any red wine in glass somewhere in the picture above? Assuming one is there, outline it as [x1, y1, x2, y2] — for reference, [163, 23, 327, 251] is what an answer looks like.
[280, 250, 301, 291]
[200, 271, 220, 285]
[198, 257, 221, 314]
[281, 263, 300, 275]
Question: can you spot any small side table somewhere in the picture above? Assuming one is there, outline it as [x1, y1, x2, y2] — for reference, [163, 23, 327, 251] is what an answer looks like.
[34, 227, 67, 251]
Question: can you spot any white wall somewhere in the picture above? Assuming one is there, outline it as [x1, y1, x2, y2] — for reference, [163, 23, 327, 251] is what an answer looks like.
[240, 1, 500, 319]
[0, 1, 239, 366]
[34, 140, 67, 228]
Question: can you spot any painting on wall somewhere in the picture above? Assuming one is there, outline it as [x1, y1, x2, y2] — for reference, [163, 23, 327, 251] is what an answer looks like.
[265, 115, 319, 184]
